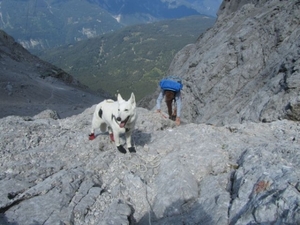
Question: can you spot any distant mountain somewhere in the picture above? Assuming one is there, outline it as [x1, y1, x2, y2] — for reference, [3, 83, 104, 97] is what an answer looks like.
[88, 0, 222, 19]
[0, 0, 221, 51]
[38, 15, 216, 101]
[0, 0, 123, 51]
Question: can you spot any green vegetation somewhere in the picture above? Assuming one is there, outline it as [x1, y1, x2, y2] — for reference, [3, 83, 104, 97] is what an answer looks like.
[39, 15, 216, 101]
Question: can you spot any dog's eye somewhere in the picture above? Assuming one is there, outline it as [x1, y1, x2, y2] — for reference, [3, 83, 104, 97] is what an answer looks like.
[125, 109, 129, 111]
[118, 109, 120, 111]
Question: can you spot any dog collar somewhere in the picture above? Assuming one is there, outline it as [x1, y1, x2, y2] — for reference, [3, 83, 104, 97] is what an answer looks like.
[111, 114, 118, 124]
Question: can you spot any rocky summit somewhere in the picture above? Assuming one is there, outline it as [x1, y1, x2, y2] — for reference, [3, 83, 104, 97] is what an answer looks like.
[0, 0, 300, 224]
[163, 0, 300, 126]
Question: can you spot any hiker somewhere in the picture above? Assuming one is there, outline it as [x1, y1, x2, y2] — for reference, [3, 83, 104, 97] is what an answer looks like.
[156, 90, 181, 125]
[156, 76, 182, 125]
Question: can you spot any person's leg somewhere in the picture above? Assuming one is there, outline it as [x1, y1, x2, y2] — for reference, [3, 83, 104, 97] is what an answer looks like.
[166, 100, 173, 118]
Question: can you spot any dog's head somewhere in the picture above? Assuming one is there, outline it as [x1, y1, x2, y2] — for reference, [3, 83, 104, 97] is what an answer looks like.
[116, 93, 136, 128]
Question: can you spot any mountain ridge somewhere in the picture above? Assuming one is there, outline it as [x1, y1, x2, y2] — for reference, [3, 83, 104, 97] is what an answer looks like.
[0, 29, 106, 118]
[0, 0, 221, 51]
[0, 0, 123, 51]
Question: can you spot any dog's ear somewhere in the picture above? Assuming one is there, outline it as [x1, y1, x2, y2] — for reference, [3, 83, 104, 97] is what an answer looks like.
[130, 93, 136, 109]
[117, 93, 124, 102]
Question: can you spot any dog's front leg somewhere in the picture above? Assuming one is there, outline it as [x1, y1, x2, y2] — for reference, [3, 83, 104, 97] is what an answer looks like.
[107, 127, 114, 142]
[126, 128, 136, 153]
[112, 129, 127, 154]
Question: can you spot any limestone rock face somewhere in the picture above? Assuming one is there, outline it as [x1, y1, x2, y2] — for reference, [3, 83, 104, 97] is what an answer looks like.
[166, 0, 300, 125]
[0, 108, 299, 224]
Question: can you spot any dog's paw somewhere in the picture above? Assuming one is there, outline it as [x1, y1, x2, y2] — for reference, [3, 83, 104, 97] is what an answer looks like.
[89, 133, 95, 140]
[117, 145, 127, 154]
[128, 147, 136, 153]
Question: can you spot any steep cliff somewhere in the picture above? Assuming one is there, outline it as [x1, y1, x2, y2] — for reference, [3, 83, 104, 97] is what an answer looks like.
[166, 0, 300, 125]
[0, 30, 105, 118]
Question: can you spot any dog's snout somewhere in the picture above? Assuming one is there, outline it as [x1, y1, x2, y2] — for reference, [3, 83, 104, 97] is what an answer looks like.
[116, 117, 121, 121]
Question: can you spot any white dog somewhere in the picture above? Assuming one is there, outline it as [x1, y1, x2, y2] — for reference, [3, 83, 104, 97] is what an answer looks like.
[89, 93, 137, 154]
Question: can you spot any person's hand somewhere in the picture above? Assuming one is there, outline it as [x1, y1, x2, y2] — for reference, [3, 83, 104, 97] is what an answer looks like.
[156, 109, 161, 113]
[175, 117, 181, 126]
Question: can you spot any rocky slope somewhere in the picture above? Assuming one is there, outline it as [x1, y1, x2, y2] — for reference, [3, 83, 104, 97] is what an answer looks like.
[0, 0, 300, 224]
[157, 0, 300, 125]
[0, 30, 105, 119]
[0, 108, 299, 224]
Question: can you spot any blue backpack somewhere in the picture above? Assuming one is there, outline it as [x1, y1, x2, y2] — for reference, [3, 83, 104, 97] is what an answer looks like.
[159, 76, 183, 92]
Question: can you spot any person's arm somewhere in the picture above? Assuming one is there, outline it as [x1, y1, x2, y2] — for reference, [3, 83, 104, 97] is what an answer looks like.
[175, 91, 181, 117]
[175, 91, 181, 125]
[156, 90, 164, 112]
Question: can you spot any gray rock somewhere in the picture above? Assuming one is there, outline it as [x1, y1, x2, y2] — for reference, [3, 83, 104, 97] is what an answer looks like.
[163, 0, 300, 125]
[0, 108, 299, 224]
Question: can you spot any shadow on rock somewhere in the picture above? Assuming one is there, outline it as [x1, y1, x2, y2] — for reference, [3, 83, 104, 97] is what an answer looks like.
[132, 129, 152, 146]
[137, 199, 213, 224]
[0, 214, 19, 225]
